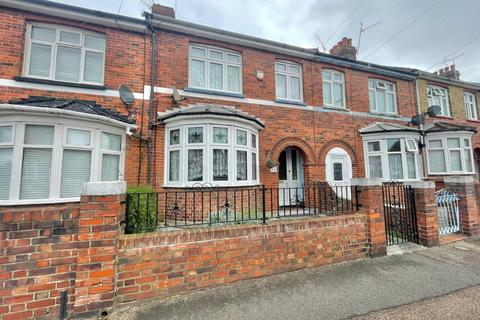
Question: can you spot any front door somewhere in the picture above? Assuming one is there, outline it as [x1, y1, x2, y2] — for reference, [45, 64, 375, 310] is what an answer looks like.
[325, 148, 352, 199]
[278, 148, 304, 206]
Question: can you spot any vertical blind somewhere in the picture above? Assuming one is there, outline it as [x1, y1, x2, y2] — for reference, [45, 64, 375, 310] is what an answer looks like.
[101, 154, 120, 181]
[61, 150, 91, 198]
[20, 148, 52, 199]
[0, 148, 13, 200]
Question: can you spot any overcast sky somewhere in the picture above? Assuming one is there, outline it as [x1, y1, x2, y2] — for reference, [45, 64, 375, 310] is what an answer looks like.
[52, 0, 480, 82]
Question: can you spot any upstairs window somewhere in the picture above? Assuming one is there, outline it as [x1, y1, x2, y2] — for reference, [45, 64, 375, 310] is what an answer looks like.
[189, 45, 242, 94]
[464, 92, 478, 120]
[275, 61, 303, 102]
[368, 79, 397, 114]
[427, 85, 450, 116]
[322, 69, 345, 108]
[24, 23, 106, 85]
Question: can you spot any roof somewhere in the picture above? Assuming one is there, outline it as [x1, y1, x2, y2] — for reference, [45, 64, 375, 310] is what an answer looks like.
[8, 96, 134, 124]
[158, 104, 265, 128]
[359, 122, 420, 134]
[389, 67, 480, 90]
[424, 121, 478, 133]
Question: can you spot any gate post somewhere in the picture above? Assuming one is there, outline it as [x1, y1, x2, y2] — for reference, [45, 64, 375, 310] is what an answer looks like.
[444, 176, 479, 236]
[351, 178, 386, 257]
[410, 181, 439, 247]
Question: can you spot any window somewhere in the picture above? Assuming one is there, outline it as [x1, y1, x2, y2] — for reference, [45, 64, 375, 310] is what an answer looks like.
[322, 69, 345, 108]
[0, 120, 124, 205]
[276, 61, 303, 102]
[24, 23, 106, 85]
[165, 121, 259, 187]
[364, 137, 420, 180]
[426, 135, 474, 174]
[427, 85, 450, 116]
[464, 92, 478, 120]
[368, 79, 397, 114]
[189, 45, 242, 94]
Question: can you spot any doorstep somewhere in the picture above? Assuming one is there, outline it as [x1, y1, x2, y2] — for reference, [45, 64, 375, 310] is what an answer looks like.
[439, 233, 467, 245]
[387, 242, 427, 256]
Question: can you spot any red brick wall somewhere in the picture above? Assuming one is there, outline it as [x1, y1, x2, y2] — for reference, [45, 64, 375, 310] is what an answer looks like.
[115, 214, 367, 307]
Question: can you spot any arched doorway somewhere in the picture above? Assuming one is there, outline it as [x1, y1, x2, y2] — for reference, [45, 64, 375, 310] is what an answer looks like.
[278, 147, 304, 206]
[325, 147, 353, 198]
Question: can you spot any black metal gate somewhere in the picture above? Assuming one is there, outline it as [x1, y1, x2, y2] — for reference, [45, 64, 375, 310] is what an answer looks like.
[382, 182, 419, 245]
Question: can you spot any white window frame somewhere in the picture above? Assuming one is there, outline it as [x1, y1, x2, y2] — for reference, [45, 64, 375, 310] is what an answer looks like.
[322, 69, 345, 108]
[368, 79, 398, 114]
[464, 92, 478, 120]
[275, 61, 304, 103]
[425, 132, 475, 175]
[23, 22, 106, 85]
[0, 115, 125, 205]
[164, 118, 259, 187]
[188, 44, 243, 94]
[427, 85, 450, 116]
[363, 133, 421, 181]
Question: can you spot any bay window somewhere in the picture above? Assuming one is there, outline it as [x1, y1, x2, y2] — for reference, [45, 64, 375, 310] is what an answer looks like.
[427, 86, 450, 116]
[464, 92, 478, 120]
[165, 120, 259, 187]
[368, 79, 397, 114]
[276, 61, 303, 102]
[188, 45, 242, 94]
[322, 69, 345, 108]
[426, 134, 474, 174]
[24, 23, 106, 85]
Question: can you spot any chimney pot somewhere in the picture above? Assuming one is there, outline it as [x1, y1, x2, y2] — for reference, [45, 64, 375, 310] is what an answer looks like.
[329, 37, 357, 60]
[151, 4, 175, 18]
[435, 64, 460, 80]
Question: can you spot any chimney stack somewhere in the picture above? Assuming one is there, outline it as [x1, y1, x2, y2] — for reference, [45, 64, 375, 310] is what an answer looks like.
[433, 64, 460, 80]
[151, 4, 175, 18]
[329, 37, 357, 60]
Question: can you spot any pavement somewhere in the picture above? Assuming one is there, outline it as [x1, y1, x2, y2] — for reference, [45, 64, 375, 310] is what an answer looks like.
[117, 237, 480, 320]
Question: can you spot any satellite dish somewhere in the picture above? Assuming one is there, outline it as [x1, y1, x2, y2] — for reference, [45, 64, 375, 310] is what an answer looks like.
[410, 114, 425, 126]
[119, 85, 135, 108]
[427, 105, 441, 117]
[172, 87, 185, 104]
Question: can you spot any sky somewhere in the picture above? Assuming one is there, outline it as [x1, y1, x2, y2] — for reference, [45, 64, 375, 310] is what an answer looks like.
[51, 0, 480, 82]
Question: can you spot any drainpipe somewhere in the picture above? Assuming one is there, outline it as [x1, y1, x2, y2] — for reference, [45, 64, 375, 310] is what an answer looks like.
[415, 76, 427, 179]
[146, 13, 156, 185]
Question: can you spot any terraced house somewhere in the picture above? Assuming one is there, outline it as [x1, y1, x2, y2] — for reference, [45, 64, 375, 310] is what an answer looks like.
[0, 1, 479, 319]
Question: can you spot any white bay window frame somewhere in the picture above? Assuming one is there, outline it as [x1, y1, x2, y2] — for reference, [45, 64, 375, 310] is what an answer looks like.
[426, 133, 475, 175]
[368, 79, 397, 114]
[23, 23, 106, 85]
[464, 92, 478, 120]
[275, 61, 303, 103]
[427, 85, 450, 116]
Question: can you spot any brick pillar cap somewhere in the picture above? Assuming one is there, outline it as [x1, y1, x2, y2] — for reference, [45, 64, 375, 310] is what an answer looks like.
[444, 176, 476, 184]
[81, 181, 127, 196]
[409, 180, 435, 189]
[351, 177, 383, 186]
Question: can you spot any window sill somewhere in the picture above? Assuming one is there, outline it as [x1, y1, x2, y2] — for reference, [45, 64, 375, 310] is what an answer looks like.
[184, 87, 245, 99]
[0, 198, 80, 207]
[14, 76, 107, 90]
[322, 105, 350, 112]
[427, 172, 476, 176]
[432, 114, 454, 120]
[162, 183, 261, 189]
[369, 111, 400, 118]
[466, 119, 480, 123]
[275, 99, 307, 107]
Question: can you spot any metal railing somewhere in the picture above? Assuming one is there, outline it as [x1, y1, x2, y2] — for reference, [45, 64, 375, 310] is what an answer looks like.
[125, 183, 360, 233]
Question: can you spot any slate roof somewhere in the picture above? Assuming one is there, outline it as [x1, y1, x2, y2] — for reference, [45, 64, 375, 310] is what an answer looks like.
[424, 121, 477, 133]
[158, 104, 265, 128]
[7, 96, 134, 124]
[359, 122, 420, 134]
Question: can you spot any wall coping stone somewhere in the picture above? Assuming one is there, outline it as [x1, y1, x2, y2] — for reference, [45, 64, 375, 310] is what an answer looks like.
[81, 181, 127, 196]
[444, 176, 476, 184]
[408, 180, 435, 189]
[351, 178, 383, 186]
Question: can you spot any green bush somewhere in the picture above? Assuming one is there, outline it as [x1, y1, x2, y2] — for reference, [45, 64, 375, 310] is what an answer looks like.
[126, 185, 158, 234]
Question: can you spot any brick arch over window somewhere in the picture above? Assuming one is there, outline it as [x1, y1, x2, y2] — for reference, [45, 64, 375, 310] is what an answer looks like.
[317, 140, 358, 167]
[268, 137, 316, 165]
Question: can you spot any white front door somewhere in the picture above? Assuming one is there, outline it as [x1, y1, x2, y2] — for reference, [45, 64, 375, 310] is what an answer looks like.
[325, 148, 352, 199]
[279, 148, 304, 206]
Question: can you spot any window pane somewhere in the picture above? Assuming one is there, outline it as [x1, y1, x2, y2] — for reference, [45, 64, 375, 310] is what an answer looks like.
[20, 148, 52, 199]
[368, 155, 382, 178]
[213, 149, 228, 181]
[387, 139, 401, 152]
[101, 132, 121, 151]
[406, 153, 416, 179]
[368, 141, 381, 152]
[290, 76, 301, 100]
[289, 65, 301, 74]
[276, 74, 287, 99]
[276, 63, 286, 72]
[368, 79, 375, 89]
[388, 154, 403, 180]
[333, 163, 343, 181]
[210, 50, 223, 60]
[323, 82, 332, 105]
[333, 73, 343, 82]
[191, 60, 206, 87]
[212, 127, 228, 144]
[101, 154, 120, 181]
[29, 43, 51, 77]
[169, 129, 180, 145]
[387, 93, 395, 113]
[24, 125, 54, 145]
[236, 150, 247, 181]
[464, 139, 471, 147]
[291, 149, 297, 180]
[322, 70, 331, 80]
[227, 65, 240, 92]
[369, 90, 376, 111]
[428, 140, 442, 148]
[465, 149, 473, 172]
[236, 130, 247, 145]
[60, 31, 80, 45]
[447, 138, 460, 148]
[61, 150, 91, 198]
[0, 126, 12, 144]
[67, 129, 90, 146]
[450, 150, 462, 171]
[85, 35, 106, 51]
[210, 62, 223, 90]
[187, 149, 203, 181]
[252, 152, 257, 180]
[169, 150, 180, 181]
[191, 47, 205, 58]
[55, 46, 81, 82]
[376, 91, 386, 113]
[188, 127, 203, 144]
[333, 83, 343, 107]
[279, 151, 287, 180]
[0, 148, 13, 200]
[227, 54, 240, 64]
[31, 26, 55, 42]
[428, 150, 446, 173]
[251, 134, 256, 149]
[84, 51, 104, 83]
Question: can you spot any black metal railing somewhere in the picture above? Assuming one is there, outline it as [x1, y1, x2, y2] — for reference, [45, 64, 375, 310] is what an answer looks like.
[125, 183, 360, 234]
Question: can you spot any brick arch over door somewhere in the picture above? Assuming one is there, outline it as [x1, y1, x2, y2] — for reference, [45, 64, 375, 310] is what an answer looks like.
[318, 140, 358, 169]
[268, 137, 316, 166]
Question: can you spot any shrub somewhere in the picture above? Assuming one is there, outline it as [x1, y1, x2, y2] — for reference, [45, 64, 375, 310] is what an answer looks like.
[126, 185, 158, 234]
